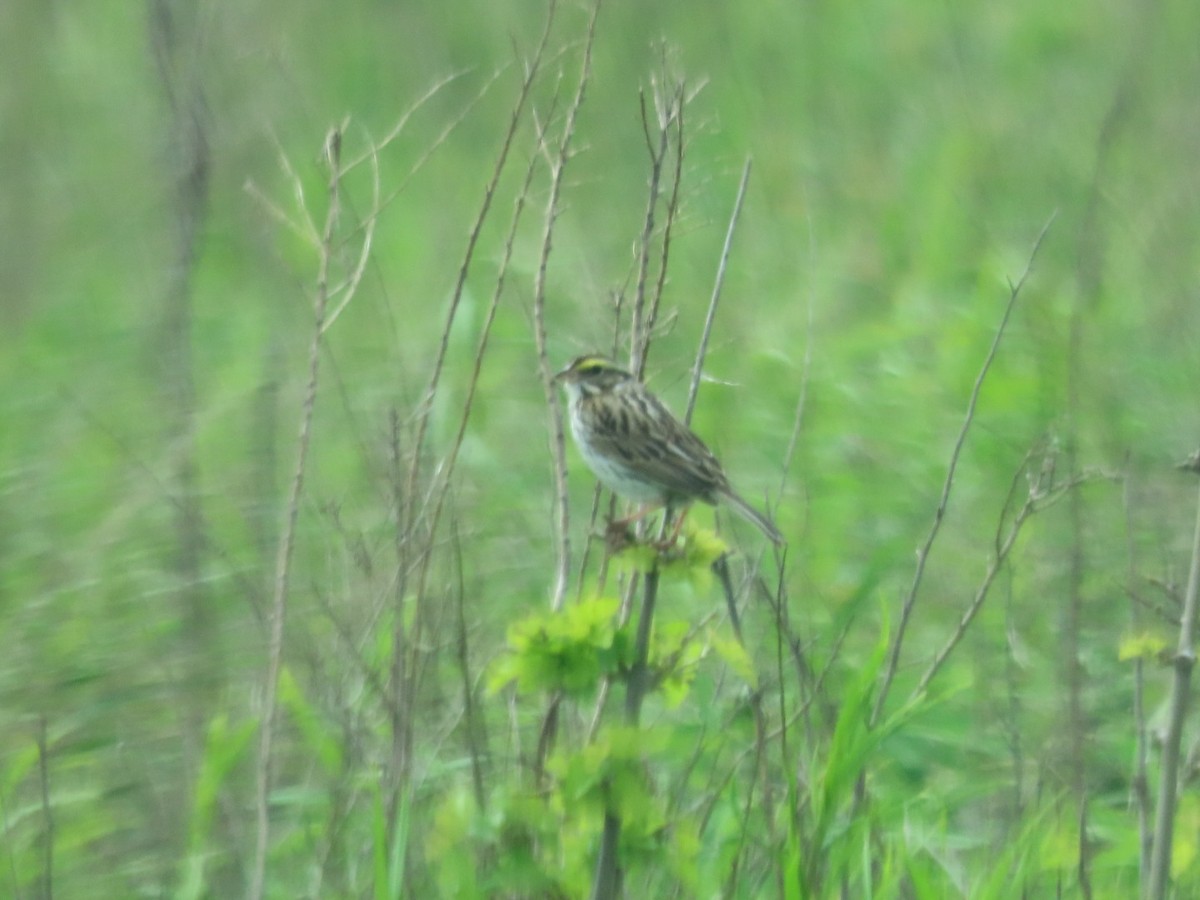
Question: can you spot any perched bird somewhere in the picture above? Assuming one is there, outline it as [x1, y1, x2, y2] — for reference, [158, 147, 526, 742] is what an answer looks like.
[555, 354, 784, 545]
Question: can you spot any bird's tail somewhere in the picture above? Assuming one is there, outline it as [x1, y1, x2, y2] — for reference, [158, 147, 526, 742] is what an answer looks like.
[720, 489, 785, 545]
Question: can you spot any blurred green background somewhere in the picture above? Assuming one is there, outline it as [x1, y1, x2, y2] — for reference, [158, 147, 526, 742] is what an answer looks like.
[3, 0, 1199, 896]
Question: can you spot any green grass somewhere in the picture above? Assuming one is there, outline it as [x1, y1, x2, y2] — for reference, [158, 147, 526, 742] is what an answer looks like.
[3, 0, 1200, 896]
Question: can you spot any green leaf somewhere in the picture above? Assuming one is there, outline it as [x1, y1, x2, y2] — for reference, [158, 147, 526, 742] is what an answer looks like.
[488, 596, 623, 697]
[1118, 631, 1170, 662]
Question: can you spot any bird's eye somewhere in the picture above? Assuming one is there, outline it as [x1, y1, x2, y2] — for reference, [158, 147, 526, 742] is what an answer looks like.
[581, 364, 602, 376]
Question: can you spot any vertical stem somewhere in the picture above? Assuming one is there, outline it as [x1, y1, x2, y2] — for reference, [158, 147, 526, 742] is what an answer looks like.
[592, 565, 659, 900]
[1146, 478, 1200, 898]
[248, 128, 342, 900]
[685, 158, 751, 425]
[533, 0, 601, 612]
[624, 569, 661, 724]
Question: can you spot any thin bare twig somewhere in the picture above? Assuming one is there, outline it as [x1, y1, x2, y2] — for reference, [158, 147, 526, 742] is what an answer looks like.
[910, 462, 1116, 700]
[424, 83, 548, 547]
[629, 79, 684, 377]
[533, 0, 601, 613]
[642, 79, 686, 357]
[249, 126, 345, 900]
[323, 128, 380, 332]
[681, 158, 752, 428]
[871, 213, 1056, 726]
[345, 69, 470, 170]
[405, 6, 555, 542]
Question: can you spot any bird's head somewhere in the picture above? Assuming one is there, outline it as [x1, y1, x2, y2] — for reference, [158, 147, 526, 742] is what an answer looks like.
[554, 355, 634, 397]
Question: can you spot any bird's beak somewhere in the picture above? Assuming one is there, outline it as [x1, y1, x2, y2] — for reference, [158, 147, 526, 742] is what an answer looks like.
[553, 364, 570, 382]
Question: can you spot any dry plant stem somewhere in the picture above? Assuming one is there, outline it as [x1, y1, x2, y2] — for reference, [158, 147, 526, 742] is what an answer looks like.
[1146, 477, 1200, 899]
[685, 157, 751, 425]
[1123, 468, 1152, 887]
[424, 93, 546, 555]
[533, 0, 601, 612]
[389, 14, 553, 807]
[909, 463, 1111, 700]
[641, 84, 685, 360]
[405, 1, 555, 539]
[248, 129, 343, 900]
[321, 134, 379, 333]
[345, 69, 470, 170]
[629, 82, 683, 376]
[871, 214, 1055, 727]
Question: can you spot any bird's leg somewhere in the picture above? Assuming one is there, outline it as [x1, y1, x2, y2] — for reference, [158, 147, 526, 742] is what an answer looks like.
[605, 502, 687, 554]
[655, 505, 690, 550]
[608, 504, 657, 530]
[603, 504, 656, 554]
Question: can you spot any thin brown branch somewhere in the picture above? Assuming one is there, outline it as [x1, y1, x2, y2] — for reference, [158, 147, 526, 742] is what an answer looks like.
[323, 128, 379, 332]
[248, 126, 344, 900]
[629, 80, 681, 377]
[533, 0, 600, 613]
[406, 5, 555, 542]
[871, 213, 1055, 726]
[345, 69, 470, 170]
[910, 463, 1115, 701]
[642, 80, 686, 353]
[684, 157, 751, 426]
[422, 85, 546, 551]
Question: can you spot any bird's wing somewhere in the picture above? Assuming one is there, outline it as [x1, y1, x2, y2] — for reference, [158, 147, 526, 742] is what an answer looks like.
[585, 383, 729, 502]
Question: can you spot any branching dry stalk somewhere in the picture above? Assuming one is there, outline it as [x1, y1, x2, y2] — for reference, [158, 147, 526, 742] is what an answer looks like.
[374, 8, 556, 829]
[641, 81, 687, 364]
[424, 76, 548, 562]
[249, 126, 346, 900]
[871, 214, 1055, 727]
[630, 78, 685, 377]
[532, 0, 601, 613]
[910, 455, 1118, 701]
[406, 2, 555, 543]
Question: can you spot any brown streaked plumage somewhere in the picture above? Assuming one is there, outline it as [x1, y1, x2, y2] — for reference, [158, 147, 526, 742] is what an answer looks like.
[554, 354, 784, 545]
